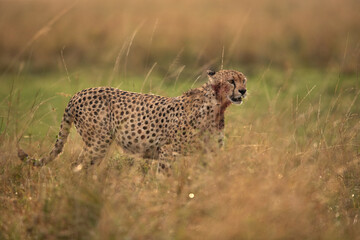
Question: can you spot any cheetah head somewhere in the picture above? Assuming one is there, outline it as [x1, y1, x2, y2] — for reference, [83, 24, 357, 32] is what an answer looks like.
[207, 69, 247, 105]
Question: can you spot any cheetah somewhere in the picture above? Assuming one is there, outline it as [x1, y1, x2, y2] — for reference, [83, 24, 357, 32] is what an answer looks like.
[18, 69, 247, 172]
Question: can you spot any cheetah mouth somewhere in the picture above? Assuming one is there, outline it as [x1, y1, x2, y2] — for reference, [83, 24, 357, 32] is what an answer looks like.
[229, 96, 243, 104]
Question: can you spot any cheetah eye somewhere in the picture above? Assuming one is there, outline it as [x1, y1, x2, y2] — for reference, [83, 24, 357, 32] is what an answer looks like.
[228, 79, 235, 85]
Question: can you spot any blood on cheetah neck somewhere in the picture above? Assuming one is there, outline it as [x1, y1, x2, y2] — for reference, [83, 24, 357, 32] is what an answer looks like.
[210, 83, 231, 130]
[181, 83, 231, 130]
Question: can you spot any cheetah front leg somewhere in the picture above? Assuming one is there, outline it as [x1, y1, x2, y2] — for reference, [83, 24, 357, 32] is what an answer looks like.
[218, 130, 225, 148]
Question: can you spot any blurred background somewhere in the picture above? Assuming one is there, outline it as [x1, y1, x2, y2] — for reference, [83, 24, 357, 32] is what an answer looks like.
[1, 0, 359, 75]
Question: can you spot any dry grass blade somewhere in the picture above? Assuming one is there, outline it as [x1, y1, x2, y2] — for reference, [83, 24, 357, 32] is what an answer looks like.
[124, 21, 145, 86]
[108, 42, 127, 86]
[141, 62, 157, 93]
[61, 47, 71, 83]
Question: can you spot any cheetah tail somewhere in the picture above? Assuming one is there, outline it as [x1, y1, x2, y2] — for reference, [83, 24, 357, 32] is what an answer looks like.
[18, 105, 74, 166]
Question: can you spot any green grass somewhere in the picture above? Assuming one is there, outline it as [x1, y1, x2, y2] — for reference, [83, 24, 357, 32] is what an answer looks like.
[0, 67, 359, 239]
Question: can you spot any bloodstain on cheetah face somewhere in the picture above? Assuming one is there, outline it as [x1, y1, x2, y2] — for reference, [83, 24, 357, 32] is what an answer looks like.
[207, 69, 247, 105]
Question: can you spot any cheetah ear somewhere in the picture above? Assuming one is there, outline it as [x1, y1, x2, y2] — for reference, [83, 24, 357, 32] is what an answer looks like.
[207, 69, 217, 85]
[207, 70, 216, 76]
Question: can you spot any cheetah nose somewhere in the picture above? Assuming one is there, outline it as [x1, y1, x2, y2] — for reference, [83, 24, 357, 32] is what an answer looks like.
[239, 89, 246, 95]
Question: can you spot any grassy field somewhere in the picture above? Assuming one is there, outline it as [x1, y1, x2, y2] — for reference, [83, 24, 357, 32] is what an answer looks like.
[1, 0, 360, 239]
[0, 66, 359, 239]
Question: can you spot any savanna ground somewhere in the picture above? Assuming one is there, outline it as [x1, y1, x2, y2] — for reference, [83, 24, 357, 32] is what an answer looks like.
[0, 0, 360, 239]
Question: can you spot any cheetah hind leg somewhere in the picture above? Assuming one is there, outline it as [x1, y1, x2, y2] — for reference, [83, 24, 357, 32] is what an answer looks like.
[72, 144, 111, 172]
[156, 146, 176, 177]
